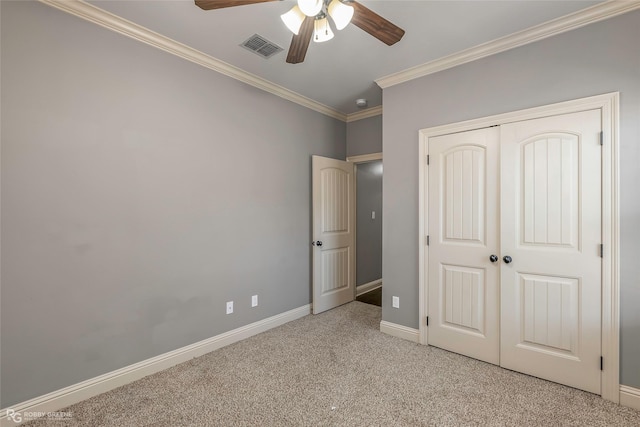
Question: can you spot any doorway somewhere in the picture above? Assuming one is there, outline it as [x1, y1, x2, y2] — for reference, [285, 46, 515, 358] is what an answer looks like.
[310, 153, 383, 314]
[349, 154, 383, 307]
[418, 93, 620, 402]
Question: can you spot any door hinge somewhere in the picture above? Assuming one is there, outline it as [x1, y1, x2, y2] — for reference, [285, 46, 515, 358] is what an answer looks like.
[426, 316, 429, 326]
[600, 356, 604, 371]
[426, 155, 430, 165]
[426, 235, 430, 246]
[600, 244, 604, 258]
[600, 131, 604, 146]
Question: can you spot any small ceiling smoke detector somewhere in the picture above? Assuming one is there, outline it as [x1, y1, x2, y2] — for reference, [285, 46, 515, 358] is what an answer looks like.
[355, 98, 368, 108]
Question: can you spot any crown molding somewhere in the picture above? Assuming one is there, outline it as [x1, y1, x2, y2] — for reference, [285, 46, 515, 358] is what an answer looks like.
[376, 0, 640, 89]
[345, 105, 382, 123]
[38, 0, 348, 122]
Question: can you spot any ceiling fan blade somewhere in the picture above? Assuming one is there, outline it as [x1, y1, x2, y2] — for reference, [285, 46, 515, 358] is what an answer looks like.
[350, 1, 405, 46]
[286, 16, 314, 64]
[195, 0, 279, 10]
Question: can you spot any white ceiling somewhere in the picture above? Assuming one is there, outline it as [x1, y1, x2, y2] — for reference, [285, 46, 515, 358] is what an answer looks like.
[89, 0, 602, 114]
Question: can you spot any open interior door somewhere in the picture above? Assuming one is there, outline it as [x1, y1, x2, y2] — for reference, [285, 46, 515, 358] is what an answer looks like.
[312, 155, 355, 314]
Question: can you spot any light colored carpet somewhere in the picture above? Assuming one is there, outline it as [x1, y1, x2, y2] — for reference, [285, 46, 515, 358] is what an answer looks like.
[26, 302, 640, 426]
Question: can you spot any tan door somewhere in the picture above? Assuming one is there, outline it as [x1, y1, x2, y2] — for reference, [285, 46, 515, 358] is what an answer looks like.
[500, 109, 602, 393]
[427, 127, 500, 364]
[312, 155, 355, 314]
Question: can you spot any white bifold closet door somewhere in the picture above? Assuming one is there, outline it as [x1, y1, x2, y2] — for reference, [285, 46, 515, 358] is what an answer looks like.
[427, 127, 500, 365]
[427, 109, 602, 394]
[500, 109, 602, 394]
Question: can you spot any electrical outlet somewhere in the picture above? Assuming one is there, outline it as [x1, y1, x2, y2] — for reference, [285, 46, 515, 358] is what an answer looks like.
[226, 301, 233, 314]
[251, 295, 258, 307]
[392, 296, 399, 308]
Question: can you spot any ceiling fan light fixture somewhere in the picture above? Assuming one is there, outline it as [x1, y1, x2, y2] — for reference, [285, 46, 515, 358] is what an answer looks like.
[328, 0, 354, 31]
[297, 0, 323, 17]
[281, 5, 306, 35]
[313, 16, 334, 43]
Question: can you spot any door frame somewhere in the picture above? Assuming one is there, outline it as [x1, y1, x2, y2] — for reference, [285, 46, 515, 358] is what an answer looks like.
[347, 152, 383, 299]
[418, 92, 620, 403]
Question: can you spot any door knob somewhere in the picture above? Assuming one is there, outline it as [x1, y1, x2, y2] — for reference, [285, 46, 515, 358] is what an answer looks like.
[489, 254, 499, 263]
[503, 255, 513, 264]
[312, 240, 323, 247]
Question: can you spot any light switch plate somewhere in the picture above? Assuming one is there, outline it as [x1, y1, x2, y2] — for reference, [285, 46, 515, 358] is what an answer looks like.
[392, 296, 399, 308]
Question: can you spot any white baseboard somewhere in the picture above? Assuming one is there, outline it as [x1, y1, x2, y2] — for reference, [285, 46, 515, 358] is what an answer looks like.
[0, 304, 311, 426]
[620, 385, 640, 411]
[356, 279, 382, 297]
[379, 320, 419, 343]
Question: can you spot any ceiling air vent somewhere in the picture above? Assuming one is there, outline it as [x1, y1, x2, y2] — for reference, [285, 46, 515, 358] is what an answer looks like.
[240, 34, 283, 59]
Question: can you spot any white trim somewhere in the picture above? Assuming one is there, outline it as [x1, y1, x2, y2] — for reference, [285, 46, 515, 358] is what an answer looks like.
[379, 321, 419, 343]
[356, 279, 382, 297]
[37, 0, 347, 122]
[347, 152, 383, 163]
[418, 131, 427, 346]
[418, 93, 620, 137]
[620, 385, 640, 411]
[346, 106, 382, 123]
[376, 1, 640, 89]
[600, 93, 621, 404]
[418, 92, 620, 403]
[0, 304, 311, 426]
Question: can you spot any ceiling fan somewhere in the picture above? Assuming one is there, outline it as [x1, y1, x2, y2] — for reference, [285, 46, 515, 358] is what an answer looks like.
[195, 0, 405, 64]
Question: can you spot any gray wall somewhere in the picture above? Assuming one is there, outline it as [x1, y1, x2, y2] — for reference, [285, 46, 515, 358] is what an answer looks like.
[356, 161, 383, 286]
[382, 10, 640, 388]
[346, 115, 382, 157]
[0, 1, 345, 407]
